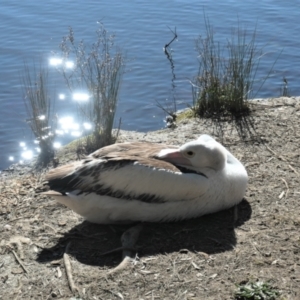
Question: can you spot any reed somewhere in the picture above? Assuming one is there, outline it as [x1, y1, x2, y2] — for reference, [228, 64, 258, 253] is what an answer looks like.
[192, 17, 271, 119]
[59, 23, 125, 153]
[22, 64, 56, 167]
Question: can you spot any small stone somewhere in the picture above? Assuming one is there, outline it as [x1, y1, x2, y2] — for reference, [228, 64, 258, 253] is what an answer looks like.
[4, 224, 11, 230]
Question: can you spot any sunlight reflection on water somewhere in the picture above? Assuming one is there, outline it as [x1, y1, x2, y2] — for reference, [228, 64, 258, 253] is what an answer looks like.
[49, 57, 62, 66]
[14, 113, 93, 166]
[72, 92, 90, 102]
[49, 57, 74, 69]
[9, 54, 95, 166]
[21, 150, 34, 160]
[53, 142, 61, 149]
[58, 94, 66, 100]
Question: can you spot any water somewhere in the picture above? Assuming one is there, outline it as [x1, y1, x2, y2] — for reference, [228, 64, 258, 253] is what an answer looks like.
[1, 1, 299, 170]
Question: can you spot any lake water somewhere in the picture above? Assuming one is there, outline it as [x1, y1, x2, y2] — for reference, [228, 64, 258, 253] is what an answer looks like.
[1, 1, 299, 170]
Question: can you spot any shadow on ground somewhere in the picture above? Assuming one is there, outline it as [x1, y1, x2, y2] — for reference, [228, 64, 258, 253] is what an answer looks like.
[37, 199, 251, 267]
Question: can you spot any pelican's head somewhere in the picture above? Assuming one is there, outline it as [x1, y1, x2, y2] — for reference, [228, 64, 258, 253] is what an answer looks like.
[157, 135, 226, 171]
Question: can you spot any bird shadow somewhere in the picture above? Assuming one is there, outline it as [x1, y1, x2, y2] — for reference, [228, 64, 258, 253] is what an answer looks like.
[36, 199, 251, 267]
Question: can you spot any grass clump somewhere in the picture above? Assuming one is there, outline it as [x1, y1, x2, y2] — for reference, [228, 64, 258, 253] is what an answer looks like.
[175, 109, 196, 123]
[59, 23, 125, 153]
[22, 65, 56, 167]
[234, 280, 280, 300]
[192, 17, 270, 120]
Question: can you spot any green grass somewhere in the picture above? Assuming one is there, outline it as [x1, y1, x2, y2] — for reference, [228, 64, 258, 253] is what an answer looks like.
[175, 109, 196, 123]
[234, 281, 280, 300]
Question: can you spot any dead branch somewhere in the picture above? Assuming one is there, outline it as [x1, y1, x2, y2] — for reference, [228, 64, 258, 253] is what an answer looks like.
[63, 242, 79, 293]
[11, 249, 28, 274]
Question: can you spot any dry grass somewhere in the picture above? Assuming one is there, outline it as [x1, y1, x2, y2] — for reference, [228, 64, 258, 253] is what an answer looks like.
[1, 97, 300, 299]
[22, 65, 56, 167]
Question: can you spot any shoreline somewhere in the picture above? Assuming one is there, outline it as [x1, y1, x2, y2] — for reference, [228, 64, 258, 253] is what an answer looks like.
[1, 96, 299, 175]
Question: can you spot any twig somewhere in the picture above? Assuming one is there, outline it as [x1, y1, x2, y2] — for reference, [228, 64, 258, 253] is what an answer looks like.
[266, 145, 277, 156]
[289, 164, 299, 176]
[98, 287, 124, 299]
[162, 26, 178, 114]
[155, 100, 176, 118]
[11, 249, 29, 274]
[250, 241, 264, 256]
[7, 236, 31, 260]
[63, 242, 78, 293]
[281, 178, 289, 198]
[164, 26, 177, 52]
[7, 217, 27, 223]
[266, 145, 287, 161]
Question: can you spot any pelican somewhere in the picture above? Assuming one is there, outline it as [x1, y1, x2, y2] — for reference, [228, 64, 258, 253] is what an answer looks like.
[42, 134, 248, 224]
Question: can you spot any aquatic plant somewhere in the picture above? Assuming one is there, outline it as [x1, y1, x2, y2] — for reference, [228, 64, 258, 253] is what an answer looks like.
[22, 64, 56, 167]
[58, 23, 125, 153]
[192, 17, 276, 119]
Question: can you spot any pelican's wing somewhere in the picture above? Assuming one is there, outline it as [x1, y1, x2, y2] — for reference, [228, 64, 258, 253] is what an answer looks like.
[43, 142, 208, 203]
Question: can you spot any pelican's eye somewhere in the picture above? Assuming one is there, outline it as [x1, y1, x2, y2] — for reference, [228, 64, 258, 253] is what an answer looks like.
[185, 150, 195, 158]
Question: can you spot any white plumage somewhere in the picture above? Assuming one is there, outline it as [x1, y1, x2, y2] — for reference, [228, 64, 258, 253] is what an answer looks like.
[43, 134, 248, 223]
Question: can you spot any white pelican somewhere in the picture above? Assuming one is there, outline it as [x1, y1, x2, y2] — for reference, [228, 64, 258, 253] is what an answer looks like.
[43, 134, 248, 224]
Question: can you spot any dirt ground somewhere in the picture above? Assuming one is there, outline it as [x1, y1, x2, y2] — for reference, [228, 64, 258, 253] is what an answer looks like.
[1, 96, 300, 300]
